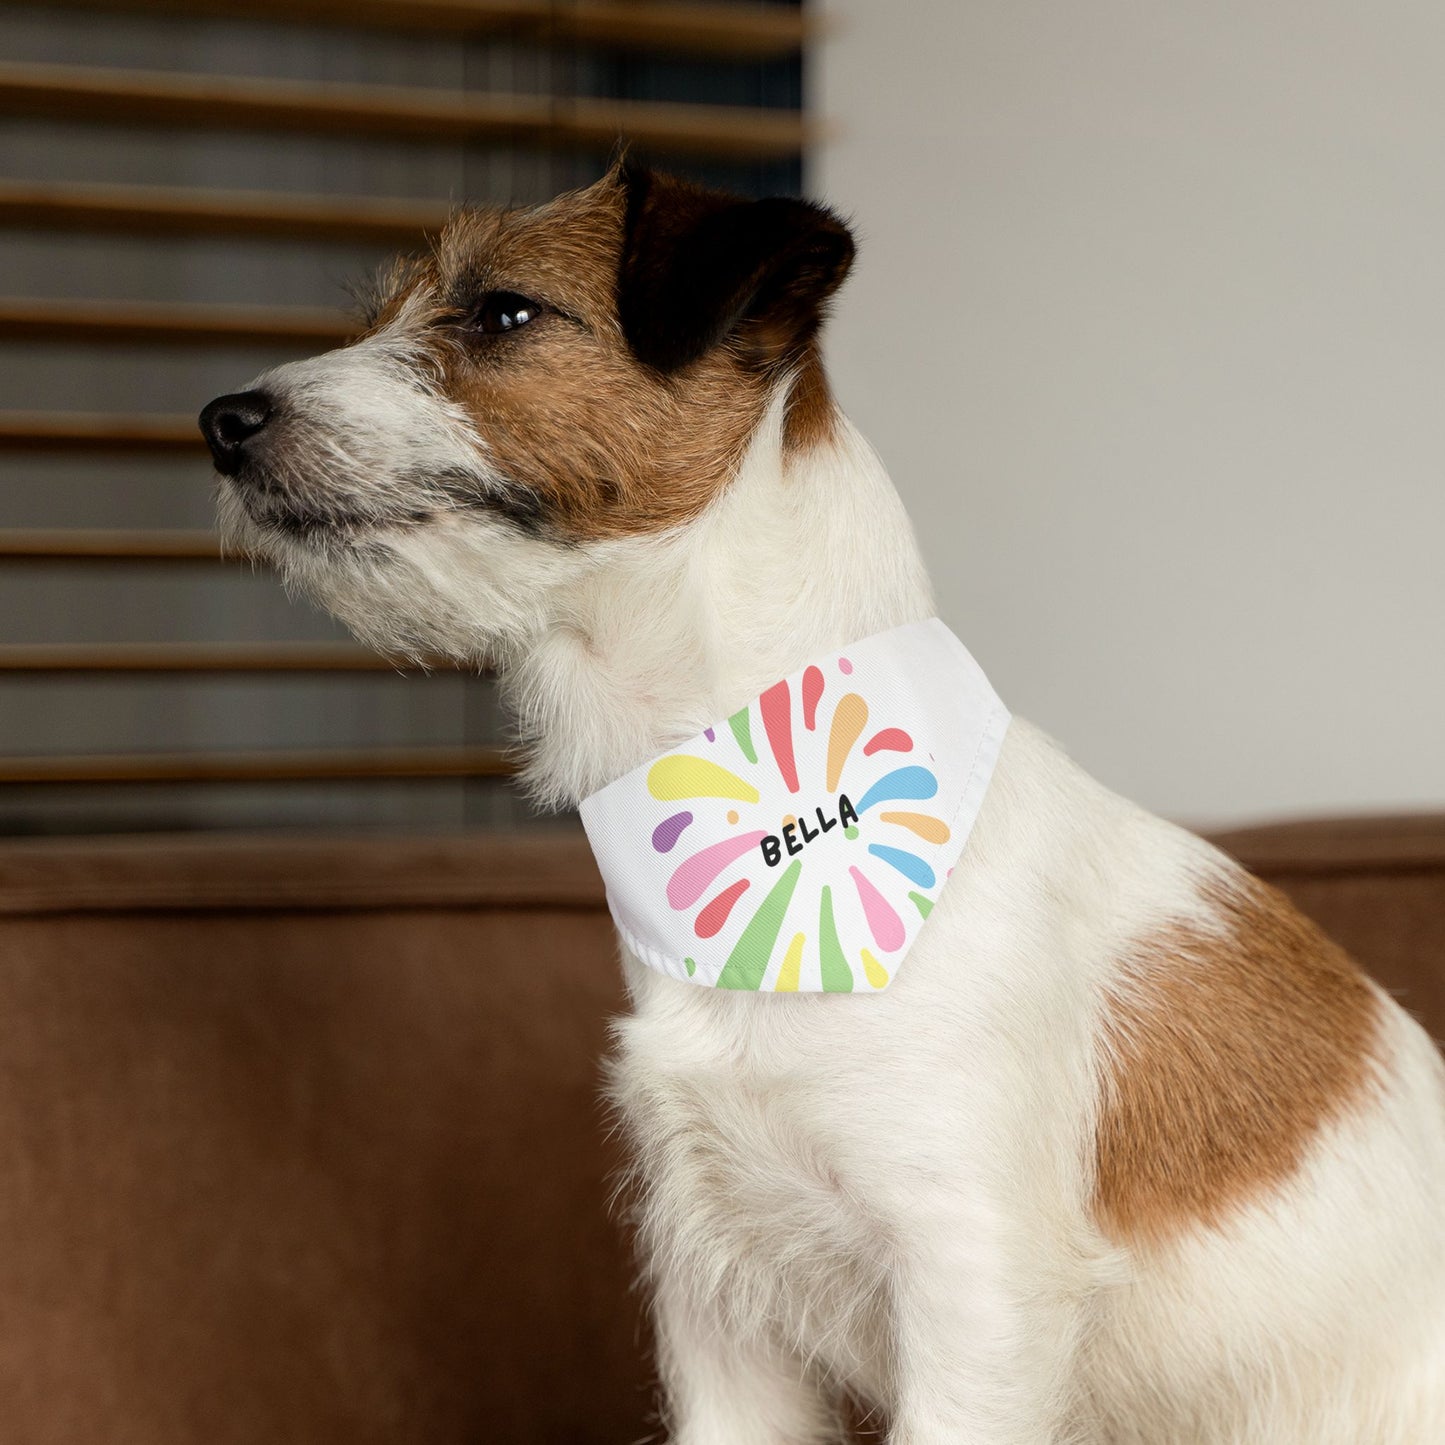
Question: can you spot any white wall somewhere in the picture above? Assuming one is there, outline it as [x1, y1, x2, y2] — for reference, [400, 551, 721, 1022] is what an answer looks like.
[812, 0, 1445, 827]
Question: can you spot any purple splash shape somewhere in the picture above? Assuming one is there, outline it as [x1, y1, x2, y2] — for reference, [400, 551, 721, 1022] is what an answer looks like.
[652, 811, 694, 853]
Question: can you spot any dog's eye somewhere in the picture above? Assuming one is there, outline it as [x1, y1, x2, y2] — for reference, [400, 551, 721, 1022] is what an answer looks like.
[471, 291, 543, 335]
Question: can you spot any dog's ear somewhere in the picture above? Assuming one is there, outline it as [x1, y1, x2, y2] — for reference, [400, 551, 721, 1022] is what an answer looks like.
[616, 162, 855, 374]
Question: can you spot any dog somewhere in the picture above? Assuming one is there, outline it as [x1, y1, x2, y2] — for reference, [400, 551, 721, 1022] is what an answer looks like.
[200, 162, 1445, 1443]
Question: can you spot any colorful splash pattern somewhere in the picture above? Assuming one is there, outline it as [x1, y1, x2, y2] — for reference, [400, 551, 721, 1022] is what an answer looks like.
[645, 658, 952, 991]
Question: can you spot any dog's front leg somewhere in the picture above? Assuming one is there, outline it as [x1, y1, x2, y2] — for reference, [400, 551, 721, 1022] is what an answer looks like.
[653, 1275, 841, 1445]
[885, 1201, 1090, 1445]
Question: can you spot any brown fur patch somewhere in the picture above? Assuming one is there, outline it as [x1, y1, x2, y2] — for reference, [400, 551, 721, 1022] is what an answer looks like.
[1093, 871, 1382, 1246]
[782, 344, 840, 456]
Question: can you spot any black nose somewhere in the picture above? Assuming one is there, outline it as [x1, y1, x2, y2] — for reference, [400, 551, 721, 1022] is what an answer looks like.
[199, 390, 273, 475]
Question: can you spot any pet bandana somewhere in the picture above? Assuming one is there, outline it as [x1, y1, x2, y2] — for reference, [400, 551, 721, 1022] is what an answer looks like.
[579, 619, 1010, 993]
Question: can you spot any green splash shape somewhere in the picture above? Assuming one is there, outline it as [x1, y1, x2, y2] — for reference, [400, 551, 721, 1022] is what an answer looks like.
[684, 957, 697, 977]
[818, 885, 853, 993]
[844, 825, 859, 840]
[908, 891, 933, 919]
[728, 706, 758, 764]
[716, 860, 801, 991]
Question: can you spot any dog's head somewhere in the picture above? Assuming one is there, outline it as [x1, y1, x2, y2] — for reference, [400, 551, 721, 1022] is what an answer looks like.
[200, 164, 854, 662]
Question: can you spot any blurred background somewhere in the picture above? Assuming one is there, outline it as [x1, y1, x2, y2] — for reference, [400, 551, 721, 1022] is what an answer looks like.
[818, 0, 1445, 827]
[0, 4, 1441, 1443]
[2, 1, 1441, 841]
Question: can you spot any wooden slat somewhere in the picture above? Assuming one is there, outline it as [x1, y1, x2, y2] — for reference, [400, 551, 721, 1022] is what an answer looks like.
[0, 528, 220, 561]
[0, 413, 203, 452]
[29, 0, 811, 59]
[0, 179, 449, 245]
[0, 296, 353, 348]
[550, 0, 809, 58]
[0, 745, 513, 784]
[0, 643, 418, 673]
[0, 62, 812, 162]
[0, 831, 605, 916]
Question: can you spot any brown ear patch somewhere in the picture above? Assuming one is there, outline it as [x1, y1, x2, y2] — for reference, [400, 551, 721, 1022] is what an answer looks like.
[1093, 872, 1382, 1247]
[617, 163, 854, 375]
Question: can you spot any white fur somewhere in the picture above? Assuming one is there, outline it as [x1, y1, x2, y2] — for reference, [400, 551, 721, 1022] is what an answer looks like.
[221, 348, 1445, 1443]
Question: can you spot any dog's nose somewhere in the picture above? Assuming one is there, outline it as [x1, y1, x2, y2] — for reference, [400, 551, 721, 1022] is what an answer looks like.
[199, 390, 273, 475]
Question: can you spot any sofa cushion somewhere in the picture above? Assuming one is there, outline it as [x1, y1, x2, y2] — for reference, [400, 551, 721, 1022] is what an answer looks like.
[0, 830, 647, 1445]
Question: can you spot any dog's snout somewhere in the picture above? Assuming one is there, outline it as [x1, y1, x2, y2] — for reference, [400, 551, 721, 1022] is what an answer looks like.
[200, 390, 274, 476]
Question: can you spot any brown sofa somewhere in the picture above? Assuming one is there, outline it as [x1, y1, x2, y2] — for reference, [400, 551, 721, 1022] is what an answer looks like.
[0, 817, 1440, 1443]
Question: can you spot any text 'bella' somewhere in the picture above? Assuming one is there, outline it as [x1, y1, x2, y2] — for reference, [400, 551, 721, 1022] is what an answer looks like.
[760, 795, 858, 868]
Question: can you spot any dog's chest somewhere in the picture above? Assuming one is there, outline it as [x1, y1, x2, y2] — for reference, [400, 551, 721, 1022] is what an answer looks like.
[613, 987, 894, 1384]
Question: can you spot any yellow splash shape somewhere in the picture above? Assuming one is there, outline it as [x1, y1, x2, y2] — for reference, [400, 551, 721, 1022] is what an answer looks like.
[648, 755, 760, 804]
[860, 948, 890, 989]
[775, 932, 805, 992]
[827, 693, 869, 792]
[879, 811, 952, 844]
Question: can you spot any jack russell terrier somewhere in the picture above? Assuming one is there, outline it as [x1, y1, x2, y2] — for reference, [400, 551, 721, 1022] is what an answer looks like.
[200, 163, 1445, 1444]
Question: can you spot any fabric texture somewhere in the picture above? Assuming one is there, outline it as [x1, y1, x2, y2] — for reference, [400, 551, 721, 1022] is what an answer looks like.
[579, 619, 1010, 992]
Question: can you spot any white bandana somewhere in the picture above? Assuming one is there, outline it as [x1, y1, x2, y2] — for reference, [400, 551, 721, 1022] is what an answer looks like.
[579, 619, 1010, 992]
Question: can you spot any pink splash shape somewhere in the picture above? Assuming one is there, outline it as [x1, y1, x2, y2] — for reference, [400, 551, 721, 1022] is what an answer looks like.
[760, 680, 799, 793]
[863, 728, 913, 757]
[668, 831, 766, 909]
[849, 866, 906, 952]
[838, 657, 853, 675]
[802, 666, 825, 731]
[695, 879, 750, 939]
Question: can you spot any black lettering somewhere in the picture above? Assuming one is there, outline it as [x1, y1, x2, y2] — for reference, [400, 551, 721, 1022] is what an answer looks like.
[817, 807, 837, 833]
[798, 812, 819, 844]
[761, 835, 782, 867]
[838, 794, 858, 827]
[783, 823, 802, 856]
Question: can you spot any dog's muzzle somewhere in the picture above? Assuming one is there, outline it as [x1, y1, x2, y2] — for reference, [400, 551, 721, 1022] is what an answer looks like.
[199, 390, 274, 477]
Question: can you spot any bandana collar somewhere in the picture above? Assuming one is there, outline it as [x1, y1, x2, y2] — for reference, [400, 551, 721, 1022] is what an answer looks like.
[579, 619, 1010, 993]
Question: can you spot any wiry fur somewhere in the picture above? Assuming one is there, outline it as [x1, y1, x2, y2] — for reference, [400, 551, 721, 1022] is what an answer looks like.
[207, 170, 1445, 1443]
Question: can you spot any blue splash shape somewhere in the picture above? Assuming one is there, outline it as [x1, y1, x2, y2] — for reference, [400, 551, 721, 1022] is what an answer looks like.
[652, 811, 694, 853]
[855, 765, 938, 815]
[868, 843, 936, 889]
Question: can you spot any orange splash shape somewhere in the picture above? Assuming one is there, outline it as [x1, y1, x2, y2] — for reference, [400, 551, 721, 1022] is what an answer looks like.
[879, 811, 951, 844]
[827, 693, 869, 792]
